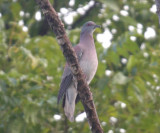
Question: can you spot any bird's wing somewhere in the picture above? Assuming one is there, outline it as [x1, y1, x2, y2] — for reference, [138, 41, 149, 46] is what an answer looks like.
[57, 45, 83, 104]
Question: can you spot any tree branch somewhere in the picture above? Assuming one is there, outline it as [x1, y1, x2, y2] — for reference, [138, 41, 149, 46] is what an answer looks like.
[155, 0, 160, 25]
[71, 1, 100, 29]
[35, 0, 103, 133]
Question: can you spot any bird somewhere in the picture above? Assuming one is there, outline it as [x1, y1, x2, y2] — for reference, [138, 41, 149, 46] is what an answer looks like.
[57, 21, 100, 122]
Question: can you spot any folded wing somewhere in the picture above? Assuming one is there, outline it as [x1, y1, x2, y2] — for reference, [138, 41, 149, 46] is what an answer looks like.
[57, 45, 83, 104]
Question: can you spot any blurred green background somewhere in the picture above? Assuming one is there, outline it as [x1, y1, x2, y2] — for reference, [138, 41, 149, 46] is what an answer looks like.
[0, 0, 160, 133]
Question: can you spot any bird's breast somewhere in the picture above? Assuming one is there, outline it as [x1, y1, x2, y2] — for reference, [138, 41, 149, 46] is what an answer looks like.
[79, 49, 98, 84]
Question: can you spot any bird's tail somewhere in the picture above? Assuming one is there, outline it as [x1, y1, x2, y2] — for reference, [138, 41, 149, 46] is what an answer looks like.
[64, 85, 77, 122]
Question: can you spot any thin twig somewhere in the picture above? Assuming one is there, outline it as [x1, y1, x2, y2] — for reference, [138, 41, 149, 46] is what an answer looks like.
[64, 116, 69, 133]
[155, 0, 160, 25]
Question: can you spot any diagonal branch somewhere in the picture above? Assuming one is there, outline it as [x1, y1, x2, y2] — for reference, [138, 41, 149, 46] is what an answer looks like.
[35, 0, 103, 133]
[71, 1, 100, 29]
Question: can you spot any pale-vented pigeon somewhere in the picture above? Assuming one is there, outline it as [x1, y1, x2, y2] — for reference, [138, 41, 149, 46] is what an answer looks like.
[58, 21, 100, 122]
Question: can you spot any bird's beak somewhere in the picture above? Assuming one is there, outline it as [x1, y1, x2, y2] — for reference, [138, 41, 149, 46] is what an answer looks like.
[94, 25, 101, 29]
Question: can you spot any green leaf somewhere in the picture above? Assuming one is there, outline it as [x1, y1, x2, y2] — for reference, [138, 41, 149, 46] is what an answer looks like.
[127, 55, 137, 72]
[112, 72, 129, 85]
[47, 96, 57, 105]
[10, 3, 21, 20]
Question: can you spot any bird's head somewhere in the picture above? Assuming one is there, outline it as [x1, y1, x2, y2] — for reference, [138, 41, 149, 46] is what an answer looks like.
[81, 21, 101, 35]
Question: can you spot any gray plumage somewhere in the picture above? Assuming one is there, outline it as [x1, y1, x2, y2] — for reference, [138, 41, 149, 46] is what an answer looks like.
[58, 21, 100, 122]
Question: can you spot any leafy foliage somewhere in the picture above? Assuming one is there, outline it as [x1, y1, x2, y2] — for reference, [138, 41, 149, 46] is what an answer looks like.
[0, 0, 160, 133]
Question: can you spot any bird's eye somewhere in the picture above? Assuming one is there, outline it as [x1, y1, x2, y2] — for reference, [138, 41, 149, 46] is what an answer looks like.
[87, 23, 92, 26]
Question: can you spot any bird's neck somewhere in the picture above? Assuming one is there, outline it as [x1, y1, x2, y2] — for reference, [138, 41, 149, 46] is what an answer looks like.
[80, 32, 94, 47]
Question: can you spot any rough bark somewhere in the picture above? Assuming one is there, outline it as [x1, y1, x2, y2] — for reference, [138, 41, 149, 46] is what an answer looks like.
[155, 0, 160, 25]
[35, 0, 103, 133]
